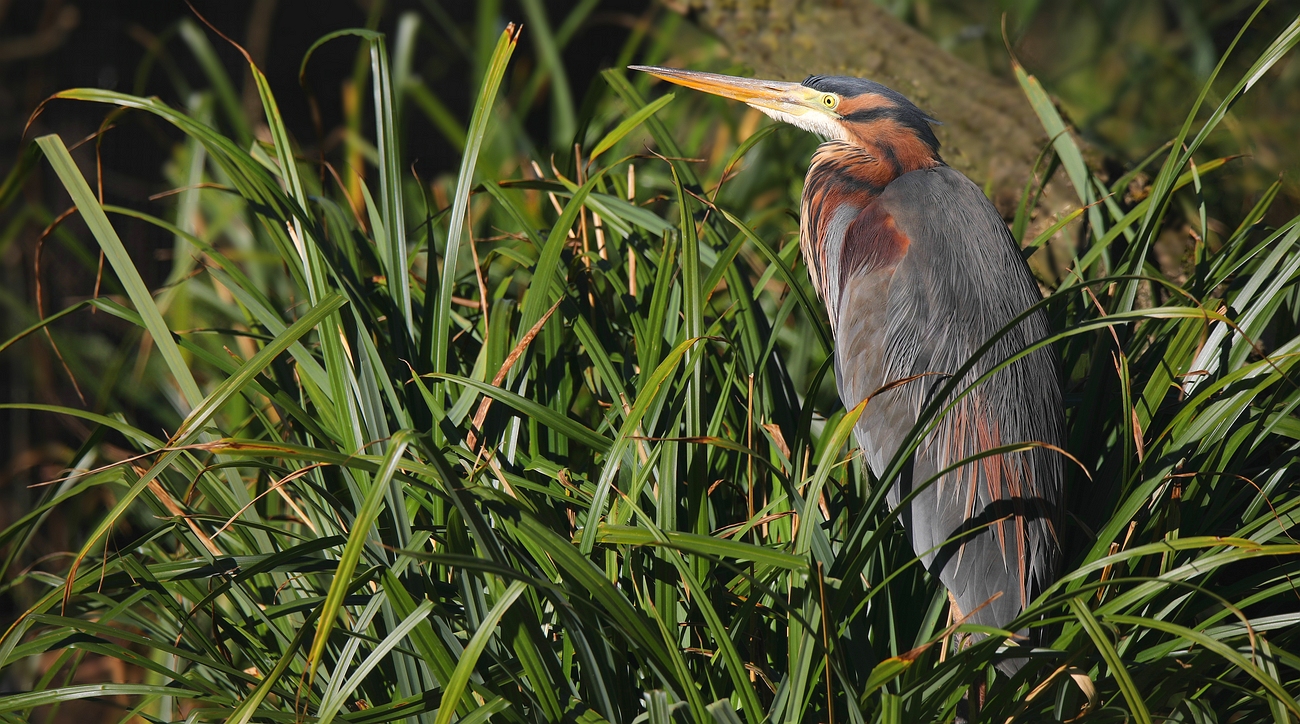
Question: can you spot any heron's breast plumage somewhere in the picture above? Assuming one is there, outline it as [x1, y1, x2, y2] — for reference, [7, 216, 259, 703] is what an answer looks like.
[800, 141, 892, 321]
[802, 159, 1065, 651]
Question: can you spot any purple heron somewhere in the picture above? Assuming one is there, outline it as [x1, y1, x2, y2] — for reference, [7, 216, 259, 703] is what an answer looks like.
[631, 66, 1065, 673]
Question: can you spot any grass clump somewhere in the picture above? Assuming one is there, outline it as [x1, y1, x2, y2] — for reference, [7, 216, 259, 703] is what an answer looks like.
[0, 6, 1299, 724]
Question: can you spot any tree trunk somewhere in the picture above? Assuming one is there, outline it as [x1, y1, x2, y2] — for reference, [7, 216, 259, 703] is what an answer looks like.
[675, 0, 1082, 241]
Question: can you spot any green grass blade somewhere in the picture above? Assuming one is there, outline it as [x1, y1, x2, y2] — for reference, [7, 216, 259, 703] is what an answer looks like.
[518, 0, 575, 147]
[432, 580, 527, 724]
[1011, 60, 1106, 241]
[588, 92, 673, 162]
[177, 19, 252, 146]
[427, 24, 519, 374]
[429, 372, 612, 452]
[592, 525, 805, 570]
[1104, 615, 1300, 716]
[300, 29, 415, 336]
[307, 430, 415, 682]
[602, 69, 700, 187]
[1116, 2, 1284, 310]
[316, 599, 435, 724]
[35, 134, 203, 408]
[861, 656, 911, 700]
[582, 336, 702, 554]
[227, 606, 323, 724]
[715, 206, 832, 353]
[174, 293, 346, 442]
[516, 173, 601, 347]
[510, 514, 674, 672]
[1067, 597, 1152, 724]
[0, 684, 204, 714]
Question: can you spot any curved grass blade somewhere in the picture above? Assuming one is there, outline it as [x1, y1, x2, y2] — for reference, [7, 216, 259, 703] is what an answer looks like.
[515, 170, 605, 346]
[1011, 59, 1105, 240]
[0, 298, 97, 355]
[174, 293, 345, 442]
[588, 92, 673, 163]
[1067, 597, 1152, 724]
[582, 336, 702, 554]
[35, 134, 203, 408]
[1106, 614, 1300, 716]
[226, 604, 323, 724]
[427, 23, 519, 374]
[715, 206, 832, 353]
[307, 430, 415, 683]
[428, 372, 612, 452]
[315, 598, 435, 724]
[591, 524, 805, 571]
[301, 28, 412, 335]
[432, 580, 527, 724]
[0, 684, 204, 715]
[1117, 5, 1296, 311]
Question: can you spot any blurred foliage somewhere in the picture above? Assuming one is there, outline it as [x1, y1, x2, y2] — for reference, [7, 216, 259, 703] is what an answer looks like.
[883, 0, 1300, 209]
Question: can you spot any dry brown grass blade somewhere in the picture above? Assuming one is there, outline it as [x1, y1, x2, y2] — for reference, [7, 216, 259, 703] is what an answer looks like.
[465, 296, 564, 450]
[147, 477, 222, 556]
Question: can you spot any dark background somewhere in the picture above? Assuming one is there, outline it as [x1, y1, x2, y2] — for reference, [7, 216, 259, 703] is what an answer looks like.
[0, 0, 649, 507]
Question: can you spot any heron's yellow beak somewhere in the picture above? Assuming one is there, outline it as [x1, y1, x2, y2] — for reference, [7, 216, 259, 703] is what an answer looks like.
[628, 65, 829, 119]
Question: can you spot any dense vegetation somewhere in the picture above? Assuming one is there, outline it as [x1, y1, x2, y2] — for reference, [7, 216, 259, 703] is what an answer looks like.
[0, 2, 1298, 723]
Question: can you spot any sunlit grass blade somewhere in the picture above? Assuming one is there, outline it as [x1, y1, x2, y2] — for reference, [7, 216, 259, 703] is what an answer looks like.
[582, 336, 702, 554]
[588, 92, 673, 162]
[301, 28, 412, 335]
[315, 598, 434, 724]
[1116, 3, 1293, 311]
[35, 134, 203, 408]
[1106, 614, 1300, 716]
[0, 684, 205, 715]
[429, 372, 612, 451]
[1067, 597, 1152, 724]
[1011, 59, 1106, 241]
[306, 430, 414, 683]
[426, 23, 519, 375]
[174, 293, 346, 442]
[432, 580, 527, 724]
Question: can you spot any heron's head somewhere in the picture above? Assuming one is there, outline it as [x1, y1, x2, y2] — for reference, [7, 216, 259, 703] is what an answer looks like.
[630, 66, 942, 169]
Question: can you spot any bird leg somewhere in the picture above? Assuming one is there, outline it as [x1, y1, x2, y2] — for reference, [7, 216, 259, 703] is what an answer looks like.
[947, 591, 985, 723]
[947, 591, 968, 654]
[939, 598, 953, 663]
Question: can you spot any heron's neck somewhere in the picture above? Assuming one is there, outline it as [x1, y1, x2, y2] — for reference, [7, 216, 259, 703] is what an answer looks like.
[800, 141, 936, 302]
[847, 125, 944, 179]
[803, 138, 942, 209]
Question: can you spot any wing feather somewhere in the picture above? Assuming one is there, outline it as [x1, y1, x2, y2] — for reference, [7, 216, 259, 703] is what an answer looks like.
[828, 166, 1064, 666]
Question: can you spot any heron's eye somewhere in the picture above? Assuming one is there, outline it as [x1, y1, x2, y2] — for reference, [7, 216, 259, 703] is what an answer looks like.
[822, 94, 838, 109]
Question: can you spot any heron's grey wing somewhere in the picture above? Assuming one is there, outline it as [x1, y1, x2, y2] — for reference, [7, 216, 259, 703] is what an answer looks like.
[829, 200, 921, 481]
[830, 166, 1065, 648]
